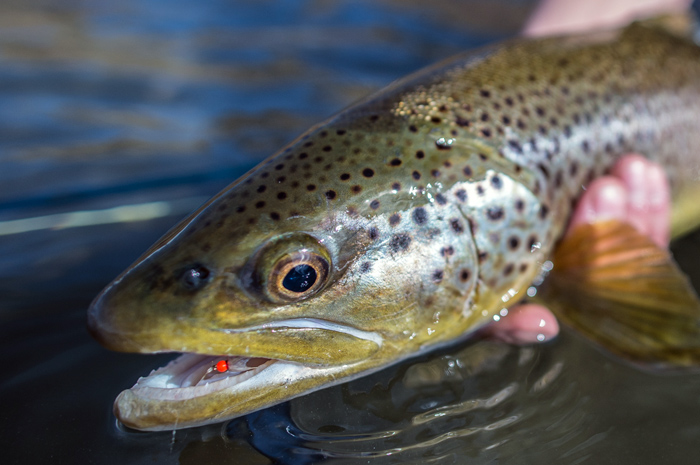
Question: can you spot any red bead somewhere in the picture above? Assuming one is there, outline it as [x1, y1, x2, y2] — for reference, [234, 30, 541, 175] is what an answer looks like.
[215, 360, 228, 373]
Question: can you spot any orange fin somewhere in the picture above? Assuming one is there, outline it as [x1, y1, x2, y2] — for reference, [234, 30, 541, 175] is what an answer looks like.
[541, 220, 700, 370]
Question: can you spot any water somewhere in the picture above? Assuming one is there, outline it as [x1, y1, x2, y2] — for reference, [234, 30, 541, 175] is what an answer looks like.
[2, 1, 700, 463]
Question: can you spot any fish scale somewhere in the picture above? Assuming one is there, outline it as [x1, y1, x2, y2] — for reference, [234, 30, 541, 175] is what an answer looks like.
[89, 18, 700, 430]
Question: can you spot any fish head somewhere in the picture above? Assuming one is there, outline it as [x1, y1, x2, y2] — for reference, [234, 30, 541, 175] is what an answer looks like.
[87, 129, 490, 430]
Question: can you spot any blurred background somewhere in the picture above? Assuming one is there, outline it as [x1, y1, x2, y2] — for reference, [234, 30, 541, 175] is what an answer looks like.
[2, 1, 700, 464]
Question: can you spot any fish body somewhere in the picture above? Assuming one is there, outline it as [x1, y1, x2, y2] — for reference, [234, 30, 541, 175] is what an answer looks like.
[89, 19, 700, 430]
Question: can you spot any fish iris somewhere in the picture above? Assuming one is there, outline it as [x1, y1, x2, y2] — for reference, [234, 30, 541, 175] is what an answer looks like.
[282, 264, 317, 293]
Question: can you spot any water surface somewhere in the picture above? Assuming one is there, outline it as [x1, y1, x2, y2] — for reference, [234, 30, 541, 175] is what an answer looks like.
[2, 1, 700, 464]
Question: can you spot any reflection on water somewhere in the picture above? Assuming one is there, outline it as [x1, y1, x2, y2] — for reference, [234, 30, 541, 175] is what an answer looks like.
[3, 0, 700, 464]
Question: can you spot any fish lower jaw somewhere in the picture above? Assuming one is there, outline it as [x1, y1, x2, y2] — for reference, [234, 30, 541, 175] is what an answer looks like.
[129, 353, 279, 401]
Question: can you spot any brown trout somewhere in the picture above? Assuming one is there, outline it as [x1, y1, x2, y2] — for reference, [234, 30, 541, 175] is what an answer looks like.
[89, 17, 700, 431]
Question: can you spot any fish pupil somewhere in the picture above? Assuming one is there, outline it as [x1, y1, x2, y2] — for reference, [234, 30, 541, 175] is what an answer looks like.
[282, 264, 317, 293]
[181, 265, 210, 290]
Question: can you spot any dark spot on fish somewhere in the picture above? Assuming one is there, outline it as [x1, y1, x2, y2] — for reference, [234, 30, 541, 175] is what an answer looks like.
[409, 125, 418, 133]
[455, 189, 467, 202]
[570, 161, 579, 177]
[392, 182, 401, 191]
[389, 158, 402, 167]
[432, 270, 444, 283]
[481, 113, 490, 122]
[520, 263, 528, 273]
[236, 206, 246, 213]
[255, 201, 265, 209]
[537, 163, 550, 179]
[517, 119, 527, 130]
[307, 184, 316, 191]
[509, 236, 520, 250]
[502, 115, 511, 125]
[277, 192, 287, 200]
[413, 207, 428, 225]
[270, 212, 281, 221]
[478, 251, 488, 263]
[480, 89, 491, 98]
[390, 233, 411, 252]
[435, 193, 447, 205]
[261, 172, 269, 179]
[431, 169, 441, 177]
[275, 164, 284, 170]
[369, 227, 379, 240]
[456, 116, 470, 127]
[515, 199, 524, 212]
[554, 170, 563, 188]
[505, 97, 514, 106]
[351, 185, 362, 194]
[340, 173, 350, 181]
[412, 171, 421, 180]
[440, 245, 455, 257]
[487, 207, 504, 221]
[369, 199, 380, 210]
[277, 176, 286, 183]
[582, 140, 590, 153]
[503, 263, 515, 277]
[299, 152, 308, 159]
[539, 204, 549, 219]
[460, 269, 471, 281]
[369, 115, 379, 122]
[360, 261, 372, 273]
[336, 129, 346, 135]
[463, 166, 473, 177]
[314, 156, 323, 163]
[450, 218, 464, 234]
[481, 128, 492, 137]
[491, 175, 503, 189]
[389, 213, 401, 226]
[536, 107, 545, 117]
[257, 185, 267, 193]
[325, 190, 337, 200]
[477, 185, 485, 195]
[478, 153, 488, 161]
[431, 116, 442, 124]
[362, 168, 374, 178]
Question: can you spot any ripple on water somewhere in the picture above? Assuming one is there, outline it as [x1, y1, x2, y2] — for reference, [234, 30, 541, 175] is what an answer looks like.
[232, 332, 606, 464]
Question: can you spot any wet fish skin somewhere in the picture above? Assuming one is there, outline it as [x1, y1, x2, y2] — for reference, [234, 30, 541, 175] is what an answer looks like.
[89, 19, 700, 430]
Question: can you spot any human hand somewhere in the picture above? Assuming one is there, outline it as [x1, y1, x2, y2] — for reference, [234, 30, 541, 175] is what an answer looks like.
[484, 155, 671, 344]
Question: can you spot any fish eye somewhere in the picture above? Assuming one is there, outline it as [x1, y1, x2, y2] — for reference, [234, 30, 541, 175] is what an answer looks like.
[267, 250, 329, 301]
[243, 233, 332, 303]
[282, 264, 317, 293]
[179, 264, 211, 291]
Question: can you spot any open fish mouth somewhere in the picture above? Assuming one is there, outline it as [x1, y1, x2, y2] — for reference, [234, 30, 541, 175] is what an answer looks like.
[127, 353, 277, 401]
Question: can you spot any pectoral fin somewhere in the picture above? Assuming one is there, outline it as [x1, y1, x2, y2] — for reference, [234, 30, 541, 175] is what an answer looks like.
[541, 220, 700, 370]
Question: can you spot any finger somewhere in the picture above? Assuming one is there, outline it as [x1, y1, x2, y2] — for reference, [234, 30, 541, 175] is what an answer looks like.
[483, 304, 559, 345]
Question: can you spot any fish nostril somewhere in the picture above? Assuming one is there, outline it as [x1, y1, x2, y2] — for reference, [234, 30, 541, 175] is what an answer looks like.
[179, 264, 211, 291]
